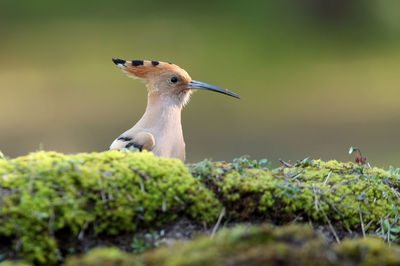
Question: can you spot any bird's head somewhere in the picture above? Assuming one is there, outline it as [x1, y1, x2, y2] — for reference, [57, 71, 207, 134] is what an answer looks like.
[112, 59, 240, 106]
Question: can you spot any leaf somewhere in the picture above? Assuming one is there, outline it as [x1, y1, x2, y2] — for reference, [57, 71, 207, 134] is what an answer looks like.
[382, 219, 390, 232]
[348, 146, 358, 155]
[395, 168, 400, 175]
[357, 191, 365, 201]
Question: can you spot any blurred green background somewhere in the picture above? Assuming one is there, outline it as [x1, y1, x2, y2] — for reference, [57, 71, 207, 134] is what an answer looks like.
[1, 0, 400, 167]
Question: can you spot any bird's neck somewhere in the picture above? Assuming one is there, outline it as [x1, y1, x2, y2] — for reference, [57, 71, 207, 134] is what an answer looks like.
[137, 92, 183, 133]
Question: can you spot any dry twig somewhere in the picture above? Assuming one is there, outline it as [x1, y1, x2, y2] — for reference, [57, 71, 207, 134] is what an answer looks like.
[211, 207, 226, 238]
[359, 208, 365, 238]
[323, 171, 332, 186]
[320, 207, 341, 244]
[279, 159, 293, 168]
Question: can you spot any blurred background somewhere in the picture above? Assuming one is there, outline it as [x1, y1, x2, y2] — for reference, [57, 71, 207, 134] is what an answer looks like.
[1, 0, 400, 167]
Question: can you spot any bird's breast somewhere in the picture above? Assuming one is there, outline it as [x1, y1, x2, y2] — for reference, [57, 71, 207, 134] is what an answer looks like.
[151, 129, 185, 162]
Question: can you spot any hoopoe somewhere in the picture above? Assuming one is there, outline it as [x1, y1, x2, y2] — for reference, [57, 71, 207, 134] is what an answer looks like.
[109, 59, 240, 162]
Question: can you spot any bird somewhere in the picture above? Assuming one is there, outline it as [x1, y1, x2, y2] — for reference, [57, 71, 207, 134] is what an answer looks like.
[109, 59, 240, 162]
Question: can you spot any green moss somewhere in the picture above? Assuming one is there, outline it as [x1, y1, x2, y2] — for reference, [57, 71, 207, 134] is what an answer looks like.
[4, 221, 399, 266]
[62, 223, 400, 266]
[141, 223, 326, 266]
[0, 261, 31, 266]
[337, 238, 400, 266]
[1, 152, 400, 265]
[192, 158, 400, 230]
[63, 247, 141, 266]
[0, 151, 221, 264]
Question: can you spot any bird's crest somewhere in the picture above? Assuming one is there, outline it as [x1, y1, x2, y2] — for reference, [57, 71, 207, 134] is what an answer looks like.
[112, 58, 190, 80]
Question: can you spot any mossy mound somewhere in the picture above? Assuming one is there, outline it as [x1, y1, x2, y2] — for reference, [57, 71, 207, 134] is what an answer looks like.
[1, 152, 400, 265]
[191, 158, 400, 233]
[63, 223, 400, 266]
[0, 151, 220, 264]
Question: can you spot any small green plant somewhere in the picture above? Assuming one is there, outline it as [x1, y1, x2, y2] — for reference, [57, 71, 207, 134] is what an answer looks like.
[130, 238, 151, 254]
[130, 230, 164, 254]
[191, 159, 213, 180]
[349, 146, 368, 165]
[274, 182, 301, 199]
[376, 208, 400, 243]
[295, 157, 313, 167]
[388, 165, 400, 176]
[231, 157, 271, 174]
[191, 157, 271, 178]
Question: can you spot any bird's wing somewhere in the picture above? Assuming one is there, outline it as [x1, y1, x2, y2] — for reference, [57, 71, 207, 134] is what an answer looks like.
[109, 131, 155, 152]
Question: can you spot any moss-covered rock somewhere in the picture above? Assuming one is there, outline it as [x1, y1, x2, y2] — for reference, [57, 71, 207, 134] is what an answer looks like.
[62, 223, 400, 266]
[191, 157, 400, 231]
[1, 152, 399, 265]
[0, 151, 221, 264]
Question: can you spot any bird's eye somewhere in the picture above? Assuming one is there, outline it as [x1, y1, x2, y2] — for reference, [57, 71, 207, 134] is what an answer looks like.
[170, 77, 178, 83]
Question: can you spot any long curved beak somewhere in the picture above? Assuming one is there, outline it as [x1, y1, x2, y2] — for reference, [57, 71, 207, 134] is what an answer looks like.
[188, 80, 240, 99]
